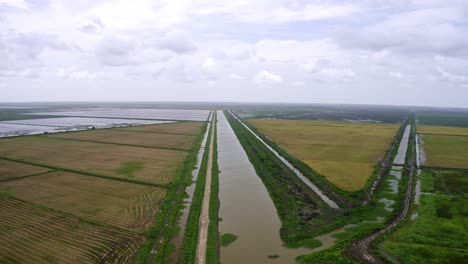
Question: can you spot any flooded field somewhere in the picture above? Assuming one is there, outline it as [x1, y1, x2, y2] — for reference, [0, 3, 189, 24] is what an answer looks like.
[217, 111, 309, 264]
[0, 117, 172, 137]
[29, 108, 210, 121]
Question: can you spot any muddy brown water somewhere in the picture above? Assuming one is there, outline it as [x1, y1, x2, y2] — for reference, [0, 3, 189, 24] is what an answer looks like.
[217, 111, 310, 264]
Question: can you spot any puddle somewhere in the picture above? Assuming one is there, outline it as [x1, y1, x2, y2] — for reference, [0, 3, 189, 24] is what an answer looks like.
[379, 198, 395, 212]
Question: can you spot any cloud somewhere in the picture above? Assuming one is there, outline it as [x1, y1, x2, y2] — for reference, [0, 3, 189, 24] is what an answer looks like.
[202, 57, 216, 68]
[254, 70, 283, 84]
[336, 5, 468, 57]
[230, 74, 242, 79]
[78, 18, 104, 34]
[0, 0, 29, 10]
[436, 66, 467, 83]
[157, 30, 196, 54]
[189, 1, 361, 23]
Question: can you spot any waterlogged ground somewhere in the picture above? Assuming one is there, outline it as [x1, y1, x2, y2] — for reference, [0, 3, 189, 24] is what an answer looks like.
[0, 117, 172, 137]
[30, 108, 210, 121]
[217, 111, 309, 264]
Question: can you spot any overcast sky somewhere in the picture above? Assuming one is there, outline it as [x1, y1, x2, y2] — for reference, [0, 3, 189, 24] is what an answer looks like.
[1, 0, 467, 107]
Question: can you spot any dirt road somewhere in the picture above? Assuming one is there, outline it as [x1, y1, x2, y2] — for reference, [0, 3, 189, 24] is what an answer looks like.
[195, 113, 216, 264]
[347, 125, 415, 263]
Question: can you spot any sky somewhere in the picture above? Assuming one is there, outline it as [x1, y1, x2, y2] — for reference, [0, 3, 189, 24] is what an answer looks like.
[0, 0, 467, 107]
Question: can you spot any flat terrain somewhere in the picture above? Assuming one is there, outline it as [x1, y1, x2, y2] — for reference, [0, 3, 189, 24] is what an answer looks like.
[0, 196, 144, 264]
[248, 119, 399, 191]
[118, 121, 204, 135]
[382, 170, 467, 263]
[0, 171, 166, 231]
[418, 125, 468, 169]
[0, 136, 186, 184]
[0, 159, 50, 181]
[46, 129, 196, 150]
[418, 125, 468, 136]
[0, 119, 206, 263]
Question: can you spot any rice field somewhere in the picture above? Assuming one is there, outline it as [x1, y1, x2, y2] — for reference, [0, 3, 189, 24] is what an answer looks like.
[418, 125, 468, 136]
[0, 171, 166, 231]
[0, 159, 50, 181]
[118, 121, 204, 135]
[0, 136, 186, 184]
[417, 125, 468, 169]
[0, 197, 144, 264]
[420, 134, 468, 169]
[45, 129, 197, 150]
[248, 119, 400, 192]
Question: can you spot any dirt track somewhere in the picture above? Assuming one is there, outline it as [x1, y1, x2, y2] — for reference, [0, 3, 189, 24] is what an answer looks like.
[347, 125, 415, 263]
[195, 113, 216, 264]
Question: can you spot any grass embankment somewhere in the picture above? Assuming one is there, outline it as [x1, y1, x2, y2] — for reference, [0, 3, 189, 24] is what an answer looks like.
[417, 125, 468, 169]
[381, 170, 468, 263]
[178, 116, 215, 264]
[226, 111, 345, 245]
[247, 119, 400, 192]
[206, 116, 219, 263]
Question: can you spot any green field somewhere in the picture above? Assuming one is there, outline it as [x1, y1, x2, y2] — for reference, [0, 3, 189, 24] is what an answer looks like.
[382, 170, 468, 263]
[248, 119, 399, 191]
[419, 125, 468, 169]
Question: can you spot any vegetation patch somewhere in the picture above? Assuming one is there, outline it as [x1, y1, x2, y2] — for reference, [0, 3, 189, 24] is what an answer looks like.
[220, 233, 238, 247]
[247, 118, 399, 191]
[118, 161, 144, 178]
[381, 170, 468, 263]
[285, 238, 322, 249]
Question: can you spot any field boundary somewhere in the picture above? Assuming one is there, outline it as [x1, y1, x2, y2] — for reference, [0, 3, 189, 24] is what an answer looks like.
[41, 135, 190, 152]
[0, 156, 172, 189]
[0, 170, 55, 182]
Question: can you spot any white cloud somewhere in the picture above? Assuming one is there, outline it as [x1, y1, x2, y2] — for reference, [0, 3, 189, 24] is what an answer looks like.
[202, 57, 216, 68]
[0, 0, 29, 10]
[230, 74, 243, 79]
[254, 70, 283, 84]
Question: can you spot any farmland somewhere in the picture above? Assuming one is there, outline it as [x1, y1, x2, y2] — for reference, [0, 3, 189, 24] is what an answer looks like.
[0, 136, 187, 185]
[0, 114, 208, 263]
[418, 125, 468, 169]
[45, 129, 196, 150]
[248, 119, 400, 191]
[118, 121, 204, 135]
[0, 196, 144, 264]
[0, 171, 167, 231]
[0, 159, 50, 181]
